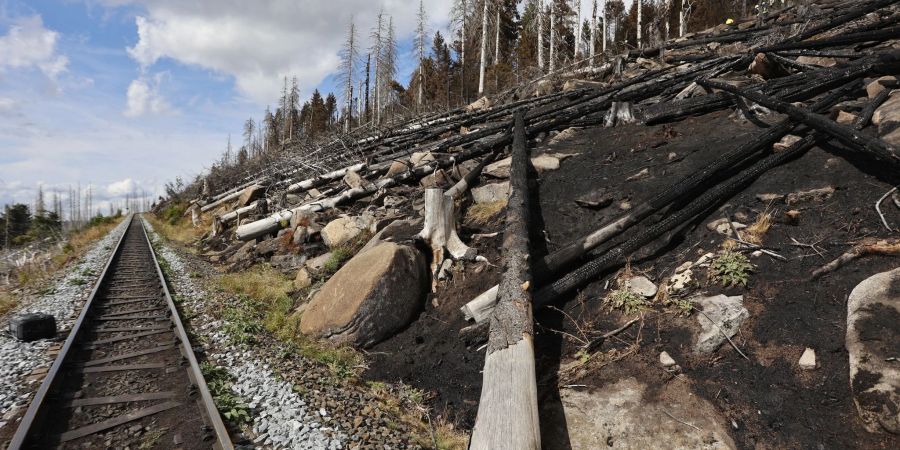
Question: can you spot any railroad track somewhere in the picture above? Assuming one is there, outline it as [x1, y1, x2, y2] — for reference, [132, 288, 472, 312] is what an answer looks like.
[7, 216, 232, 449]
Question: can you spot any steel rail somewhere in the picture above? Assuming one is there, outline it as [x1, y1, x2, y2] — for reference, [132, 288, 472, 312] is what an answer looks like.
[138, 215, 232, 448]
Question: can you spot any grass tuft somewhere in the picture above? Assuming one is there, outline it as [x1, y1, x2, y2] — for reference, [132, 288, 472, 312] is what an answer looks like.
[466, 200, 506, 226]
[743, 210, 773, 245]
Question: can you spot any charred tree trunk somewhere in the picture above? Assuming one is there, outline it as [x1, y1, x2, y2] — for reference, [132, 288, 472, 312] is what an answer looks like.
[699, 77, 900, 166]
[469, 110, 540, 449]
[462, 80, 859, 323]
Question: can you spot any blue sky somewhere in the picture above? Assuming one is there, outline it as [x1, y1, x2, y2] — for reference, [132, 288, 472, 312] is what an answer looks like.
[0, 0, 455, 215]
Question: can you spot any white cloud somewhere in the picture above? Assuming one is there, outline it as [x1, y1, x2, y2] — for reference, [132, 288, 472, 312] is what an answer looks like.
[124, 73, 170, 117]
[0, 97, 15, 112]
[115, 0, 452, 104]
[0, 15, 69, 79]
[106, 178, 139, 196]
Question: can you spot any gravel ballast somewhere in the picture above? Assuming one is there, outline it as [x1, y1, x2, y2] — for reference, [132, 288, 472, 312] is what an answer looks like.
[0, 217, 130, 431]
[144, 218, 348, 449]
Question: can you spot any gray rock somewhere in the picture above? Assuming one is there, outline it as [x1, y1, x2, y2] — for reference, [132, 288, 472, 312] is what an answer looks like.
[847, 268, 900, 434]
[693, 294, 749, 354]
[270, 254, 306, 271]
[321, 215, 372, 249]
[544, 377, 735, 449]
[305, 253, 333, 273]
[625, 276, 658, 298]
[471, 182, 510, 204]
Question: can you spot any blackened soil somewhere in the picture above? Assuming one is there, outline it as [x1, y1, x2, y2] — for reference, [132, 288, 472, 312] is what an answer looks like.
[365, 107, 900, 449]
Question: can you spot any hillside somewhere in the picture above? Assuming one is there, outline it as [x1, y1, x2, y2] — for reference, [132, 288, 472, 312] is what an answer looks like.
[152, 1, 900, 448]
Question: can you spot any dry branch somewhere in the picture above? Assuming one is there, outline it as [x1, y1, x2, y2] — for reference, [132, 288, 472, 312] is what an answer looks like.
[811, 238, 900, 279]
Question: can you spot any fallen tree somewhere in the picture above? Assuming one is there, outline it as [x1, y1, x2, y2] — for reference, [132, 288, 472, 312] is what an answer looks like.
[469, 111, 540, 450]
[461, 79, 860, 323]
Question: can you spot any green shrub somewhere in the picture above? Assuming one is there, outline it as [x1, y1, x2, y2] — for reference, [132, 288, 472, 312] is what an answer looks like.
[710, 251, 754, 287]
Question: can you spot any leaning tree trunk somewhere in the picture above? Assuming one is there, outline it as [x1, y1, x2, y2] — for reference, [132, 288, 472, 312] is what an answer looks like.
[469, 110, 540, 449]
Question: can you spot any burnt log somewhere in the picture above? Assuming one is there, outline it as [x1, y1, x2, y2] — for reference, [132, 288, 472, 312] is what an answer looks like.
[699, 77, 900, 167]
[469, 110, 540, 449]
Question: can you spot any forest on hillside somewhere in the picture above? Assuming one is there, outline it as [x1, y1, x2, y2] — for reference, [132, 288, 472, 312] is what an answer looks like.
[203, 0, 791, 193]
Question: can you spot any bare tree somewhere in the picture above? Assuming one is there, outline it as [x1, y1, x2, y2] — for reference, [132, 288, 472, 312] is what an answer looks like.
[243, 118, 256, 157]
[549, 0, 556, 72]
[680, 0, 692, 37]
[478, 0, 490, 96]
[537, 0, 545, 70]
[34, 184, 45, 218]
[494, 4, 500, 66]
[382, 17, 398, 120]
[637, 0, 643, 48]
[452, 0, 470, 102]
[370, 12, 384, 124]
[574, 0, 582, 59]
[341, 18, 358, 132]
[415, 1, 429, 110]
[602, 0, 607, 53]
[590, 0, 597, 65]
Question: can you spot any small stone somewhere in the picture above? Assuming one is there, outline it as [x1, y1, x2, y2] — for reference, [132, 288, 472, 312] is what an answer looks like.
[706, 218, 747, 236]
[294, 268, 312, 290]
[659, 351, 676, 367]
[625, 276, 658, 298]
[867, 76, 897, 99]
[835, 110, 859, 125]
[773, 134, 802, 152]
[626, 168, 651, 181]
[574, 188, 614, 209]
[798, 348, 816, 370]
[784, 210, 801, 225]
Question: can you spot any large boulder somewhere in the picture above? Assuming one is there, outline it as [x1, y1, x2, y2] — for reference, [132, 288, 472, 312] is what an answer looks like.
[298, 242, 428, 347]
[694, 294, 749, 354]
[847, 268, 900, 434]
[543, 377, 735, 449]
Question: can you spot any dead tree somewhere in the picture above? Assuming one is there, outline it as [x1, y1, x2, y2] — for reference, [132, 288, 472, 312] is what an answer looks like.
[469, 110, 540, 449]
[462, 80, 860, 322]
[698, 77, 900, 167]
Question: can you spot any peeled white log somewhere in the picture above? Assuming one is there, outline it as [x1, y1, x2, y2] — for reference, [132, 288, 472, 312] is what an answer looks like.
[461, 285, 499, 322]
[469, 338, 541, 450]
[283, 163, 367, 194]
[200, 180, 265, 212]
[235, 131, 512, 241]
[218, 201, 257, 225]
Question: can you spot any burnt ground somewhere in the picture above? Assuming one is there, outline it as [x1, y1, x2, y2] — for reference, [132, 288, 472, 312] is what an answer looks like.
[365, 107, 900, 449]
